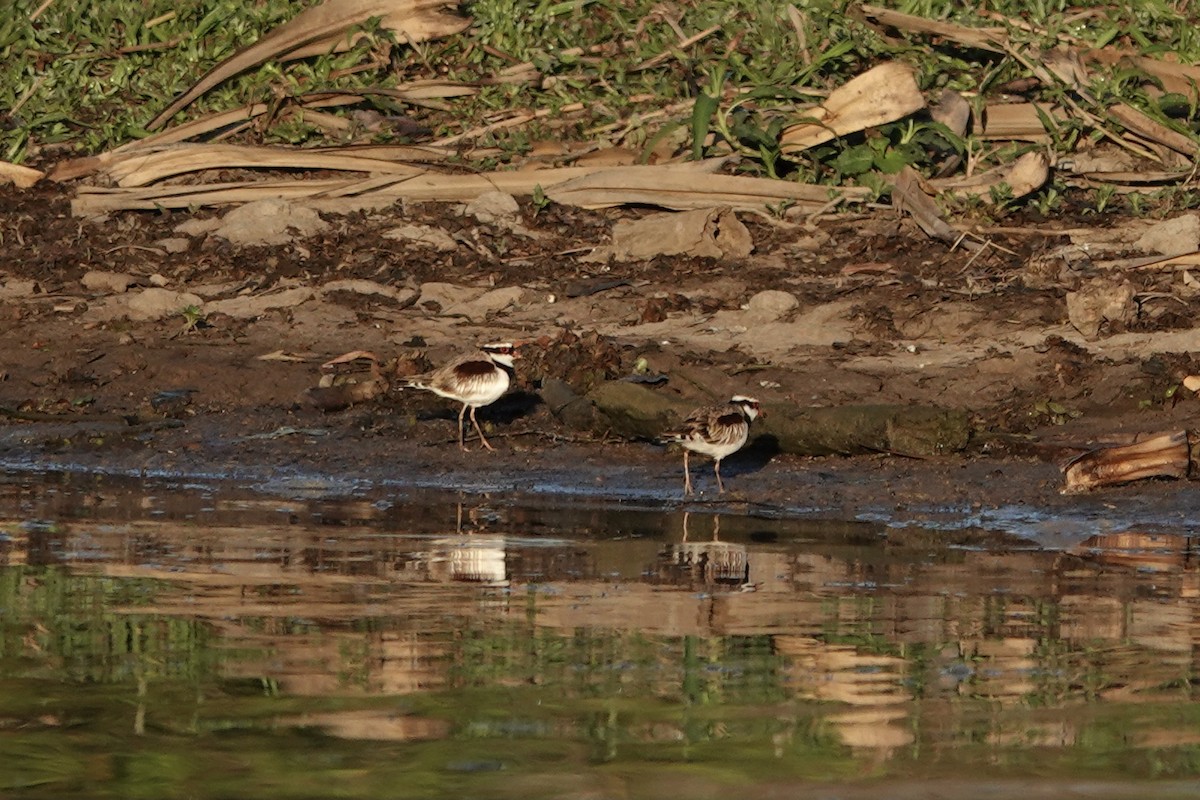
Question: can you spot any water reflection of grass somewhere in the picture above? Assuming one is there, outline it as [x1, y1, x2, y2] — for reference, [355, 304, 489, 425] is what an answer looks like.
[7, 549, 1200, 796]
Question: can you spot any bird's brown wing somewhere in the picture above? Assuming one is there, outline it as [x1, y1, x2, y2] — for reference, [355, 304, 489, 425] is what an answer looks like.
[663, 403, 727, 441]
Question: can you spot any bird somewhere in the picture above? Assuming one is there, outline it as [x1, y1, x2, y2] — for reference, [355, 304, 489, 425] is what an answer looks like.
[402, 342, 519, 451]
[661, 395, 762, 496]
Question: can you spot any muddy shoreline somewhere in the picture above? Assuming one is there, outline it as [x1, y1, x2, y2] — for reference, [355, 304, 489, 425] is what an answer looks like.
[3, 407, 1196, 549]
[3, 182, 1200, 537]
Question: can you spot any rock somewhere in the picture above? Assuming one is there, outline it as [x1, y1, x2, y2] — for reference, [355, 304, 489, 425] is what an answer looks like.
[743, 290, 799, 322]
[319, 279, 418, 306]
[465, 191, 521, 225]
[589, 207, 754, 262]
[416, 282, 486, 312]
[541, 378, 607, 431]
[188, 281, 244, 299]
[174, 218, 220, 236]
[154, 237, 191, 254]
[82, 270, 137, 294]
[127, 288, 203, 321]
[1133, 214, 1200, 256]
[443, 286, 525, 321]
[382, 223, 457, 251]
[205, 287, 314, 319]
[0, 278, 39, 298]
[588, 381, 682, 440]
[1066, 278, 1136, 339]
[211, 199, 328, 246]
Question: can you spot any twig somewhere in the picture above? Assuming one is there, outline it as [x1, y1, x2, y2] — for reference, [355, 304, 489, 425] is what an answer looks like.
[117, 35, 185, 55]
[786, 5, 811, 66]
[432, 102, 587, 146]
[632, 24, 722, 72]
[972, 225, 1090, 236]
[29, 0, 54, 22]
[10, 75, 47, 117]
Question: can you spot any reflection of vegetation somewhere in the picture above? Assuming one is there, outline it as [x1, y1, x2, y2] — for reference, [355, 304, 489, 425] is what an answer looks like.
[5, 552, 1200, 797]
[0, 567, 213, 682]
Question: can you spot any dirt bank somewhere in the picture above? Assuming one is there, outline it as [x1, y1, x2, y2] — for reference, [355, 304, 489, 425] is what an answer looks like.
[2, 181, 1199, 536]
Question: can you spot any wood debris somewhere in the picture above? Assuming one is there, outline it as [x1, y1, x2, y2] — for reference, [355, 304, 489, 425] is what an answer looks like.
[1062, 431, 1194, 493]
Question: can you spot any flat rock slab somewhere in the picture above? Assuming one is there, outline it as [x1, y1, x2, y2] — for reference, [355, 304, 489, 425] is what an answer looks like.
[211, 199, 328, 246]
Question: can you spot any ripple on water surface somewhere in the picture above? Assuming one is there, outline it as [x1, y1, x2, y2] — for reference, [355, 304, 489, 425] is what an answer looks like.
[1, 472, 1199, 799]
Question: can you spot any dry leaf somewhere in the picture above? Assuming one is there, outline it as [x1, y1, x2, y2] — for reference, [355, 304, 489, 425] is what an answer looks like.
[1107, 103, 1199, 157]
[859, 4, 1007, 52]
[891, 166, 961, 244]
[546, 163, 868, 211]
[0, 160, 44, 188]
[149, 0, 470, 130]
[930, 151, 1049, 202]
[930, 89, 971, 137]
[100, 143, 428, 188]
[974, 103, 1062, 142]
[257, 350, 313, 362]
[780, 62, 926, 153]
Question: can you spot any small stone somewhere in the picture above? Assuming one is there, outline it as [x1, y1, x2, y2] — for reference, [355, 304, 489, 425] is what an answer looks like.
[212, 199, 328, 246]
[382, 224, 457, 252]
[127, 288, 203, 321]
[1066, 278, 1135, 339]
[154, 237, 191, 254]
[465, 191, 520, 225]
[81, 270, 136, 294]
[174, 217, 221, 236]
[744, 290, 800, 322]
[443, 286, 526, 321]
[1134, 214, 1200, 256]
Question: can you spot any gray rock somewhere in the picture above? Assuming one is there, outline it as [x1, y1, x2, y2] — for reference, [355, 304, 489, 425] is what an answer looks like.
[127, 288, 203, 321]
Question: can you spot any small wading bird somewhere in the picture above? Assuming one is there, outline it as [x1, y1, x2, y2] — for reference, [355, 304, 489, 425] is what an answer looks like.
[661, 395, 762, 496]
[403, 342, 519, 451]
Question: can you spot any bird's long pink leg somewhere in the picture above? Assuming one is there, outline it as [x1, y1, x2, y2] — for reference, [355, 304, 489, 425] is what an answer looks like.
[471, 406, 495, 451]
[682, 450, 693, 496]
[457, 404, 469, 451]
[714, 459, 725, 494]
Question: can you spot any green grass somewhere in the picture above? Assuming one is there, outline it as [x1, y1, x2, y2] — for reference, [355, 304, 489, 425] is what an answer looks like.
[4, 0, 1200, 211]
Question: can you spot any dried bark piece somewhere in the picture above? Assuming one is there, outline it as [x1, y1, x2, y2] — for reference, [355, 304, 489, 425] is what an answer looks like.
[1062, 430, 1191, 493]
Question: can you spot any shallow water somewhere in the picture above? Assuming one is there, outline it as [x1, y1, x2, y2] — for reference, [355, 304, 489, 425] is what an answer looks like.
[2, 473, 1200, 799]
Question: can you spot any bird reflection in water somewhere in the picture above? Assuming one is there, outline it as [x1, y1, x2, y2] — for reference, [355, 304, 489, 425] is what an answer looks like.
[656, 511, 751, 590]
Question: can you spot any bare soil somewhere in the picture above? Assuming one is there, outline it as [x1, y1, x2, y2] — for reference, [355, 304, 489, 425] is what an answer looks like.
[2, 181, 1199, 534]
